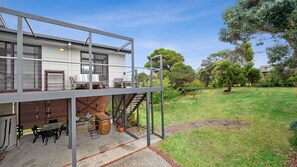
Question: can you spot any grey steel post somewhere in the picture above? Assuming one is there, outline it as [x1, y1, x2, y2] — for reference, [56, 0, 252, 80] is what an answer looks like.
[135, 69, 138, 88]
[17, 16, 23, 93]
[146, 92, 150, 146]
[150, 59, 153, 87]
[88, 32, 93, 90]
[131, 40, 135, 88]
[136, 107, 139, 126]
[160, 55, 163, 87]
[71, 97, 77, 167]
[151, 92, 154, 134]
[68, 98, 72, 149]
[112, 95, 114, 122]
[161, 91, 165, 139]
[123, 94, 127, 130]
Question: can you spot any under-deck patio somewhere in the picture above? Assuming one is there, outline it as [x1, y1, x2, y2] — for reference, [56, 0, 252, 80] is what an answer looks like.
[0, 123, 162, 167]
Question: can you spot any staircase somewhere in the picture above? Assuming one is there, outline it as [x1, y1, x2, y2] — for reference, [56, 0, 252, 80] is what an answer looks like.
[113, 93, 146, 126]
[126, 93, 146, 115]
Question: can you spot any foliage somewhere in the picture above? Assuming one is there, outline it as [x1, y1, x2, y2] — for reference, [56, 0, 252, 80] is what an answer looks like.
[247, 68, 261, 85]
[220, 0, 297, 69]
[137, 72, 148, 83]
[147, 77, 180, 104]
[290, 121, 297, 131]
[188, 79, 204, 88]
[198, 68, 212, 87]
[144, 48, 184, 73]
[169, 62, 197, 88]
[212, 60, 246, 92]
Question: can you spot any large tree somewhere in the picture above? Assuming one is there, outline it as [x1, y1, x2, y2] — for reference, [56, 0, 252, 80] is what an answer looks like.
[220, 0, 297, 68]
[212, 60, 246, 92]
[144, 48, 184, 73]
[169, 62, 196, 88]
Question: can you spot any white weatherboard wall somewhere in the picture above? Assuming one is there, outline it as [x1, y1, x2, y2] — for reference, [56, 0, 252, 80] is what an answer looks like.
[41, 44, 126, 89]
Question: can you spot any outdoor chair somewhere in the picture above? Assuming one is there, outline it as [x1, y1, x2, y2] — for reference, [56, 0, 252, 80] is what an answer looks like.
[69, 76, 87, 90]
[17, 125, 23, 139]
[114, 78, 125, 88]
[48, 119, 58, 124]
[59, 122, 68, 136]
[31, 125, 43, 143]
[43, 130, 58, 145]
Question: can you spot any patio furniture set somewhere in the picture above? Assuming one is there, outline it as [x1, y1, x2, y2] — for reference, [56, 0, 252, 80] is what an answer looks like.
[31, 119, 68, 145]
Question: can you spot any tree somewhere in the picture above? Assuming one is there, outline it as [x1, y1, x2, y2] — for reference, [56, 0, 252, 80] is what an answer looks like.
[198, 68, 212, 87]
[247, 68, 261, 85]
[212, 60, 246, 92]
[144, 48, 184, 73]
[220, 0, 297, 69]
[137, 72, 148, 83]
[169, 62, 196, 88]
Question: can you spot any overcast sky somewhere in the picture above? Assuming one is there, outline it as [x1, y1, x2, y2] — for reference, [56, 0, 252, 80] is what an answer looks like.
[1, 0, 269, 70]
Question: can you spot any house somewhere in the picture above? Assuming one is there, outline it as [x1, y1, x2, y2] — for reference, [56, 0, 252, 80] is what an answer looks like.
[260, 65, 273, 79]
[0, 7, 164, 166]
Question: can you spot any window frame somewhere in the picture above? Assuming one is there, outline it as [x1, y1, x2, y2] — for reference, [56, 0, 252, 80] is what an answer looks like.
[80, 51, 109, 81]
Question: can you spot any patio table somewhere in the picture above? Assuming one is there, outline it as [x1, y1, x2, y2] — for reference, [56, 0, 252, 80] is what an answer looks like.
[40, 122, 62, 132]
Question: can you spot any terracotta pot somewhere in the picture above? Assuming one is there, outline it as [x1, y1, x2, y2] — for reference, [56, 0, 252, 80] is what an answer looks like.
[118, 125, 124, 133]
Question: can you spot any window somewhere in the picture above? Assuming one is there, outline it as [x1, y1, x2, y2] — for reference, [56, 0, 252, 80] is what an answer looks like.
[81, 52, 108, 81]
[14, 44, 42, 90]
[0, 41, 41, 92]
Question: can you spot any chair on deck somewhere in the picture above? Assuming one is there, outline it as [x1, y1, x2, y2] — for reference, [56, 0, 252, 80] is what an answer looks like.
[114, 78, 125, 88]
[69, 76, 87, 90]
[31, 125, 43, 143]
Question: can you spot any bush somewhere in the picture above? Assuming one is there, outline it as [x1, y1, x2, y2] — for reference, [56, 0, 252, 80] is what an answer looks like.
[290, 121, 297, 131]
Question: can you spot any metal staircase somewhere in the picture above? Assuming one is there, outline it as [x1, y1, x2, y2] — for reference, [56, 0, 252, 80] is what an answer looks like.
[112, 93, 146, 126]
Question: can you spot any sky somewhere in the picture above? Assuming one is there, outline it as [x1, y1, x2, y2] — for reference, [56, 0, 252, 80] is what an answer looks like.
[1, 0, 269, 70]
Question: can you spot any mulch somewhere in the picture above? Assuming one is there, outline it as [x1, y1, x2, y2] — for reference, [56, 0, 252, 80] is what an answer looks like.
[158, 120, 250, 136]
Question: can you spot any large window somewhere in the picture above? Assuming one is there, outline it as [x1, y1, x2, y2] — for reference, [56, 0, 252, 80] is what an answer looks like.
[81, 52, 108, 81]
[0, 41, 41, 92]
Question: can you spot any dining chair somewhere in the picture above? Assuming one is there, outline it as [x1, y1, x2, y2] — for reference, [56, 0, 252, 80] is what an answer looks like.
[43, 130, 58, 145]
[31, 125, 43, 143]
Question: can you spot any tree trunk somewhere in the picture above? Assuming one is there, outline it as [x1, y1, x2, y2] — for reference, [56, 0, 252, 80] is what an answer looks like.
[224, 81, 232, 92]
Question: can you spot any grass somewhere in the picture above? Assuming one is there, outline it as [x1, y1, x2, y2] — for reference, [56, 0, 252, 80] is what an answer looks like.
[139, 87, 297, 166]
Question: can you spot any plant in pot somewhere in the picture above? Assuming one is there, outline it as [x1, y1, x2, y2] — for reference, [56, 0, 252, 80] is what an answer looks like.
[118, 124, 124, 133]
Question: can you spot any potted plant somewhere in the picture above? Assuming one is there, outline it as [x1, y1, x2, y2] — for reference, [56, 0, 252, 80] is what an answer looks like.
[118, 124, 124, 133]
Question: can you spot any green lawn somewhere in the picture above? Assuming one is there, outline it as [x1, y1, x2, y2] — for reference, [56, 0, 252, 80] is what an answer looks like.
[140, 87, 297, 166]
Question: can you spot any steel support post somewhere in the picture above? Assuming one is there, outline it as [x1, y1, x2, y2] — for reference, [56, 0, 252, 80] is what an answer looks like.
[112, 95, 114, 122]
[136, 107, 139, 126]
[68, 98, 72, 149]
[146, 92, 150, 146]
[151, 92, 154, 134]
[150, 59, 153, 87]
[135, 69, 138, 88]
[131, 40, 135, 88]
[71, 97, 77, 167]
[123, 94, 127, 130]
[17, 16, 23, 93]
[161, 91, 165, 139]
[88, 32, 93, 90]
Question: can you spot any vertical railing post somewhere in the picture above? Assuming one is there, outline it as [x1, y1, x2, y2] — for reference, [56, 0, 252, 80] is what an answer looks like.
[131, 40, 135, 88]
[112, 95, 114, 122]
[123, 94, 127, 130]
[146, 92, 150, 146]
[71, 97, 77, 167]
[151, 92, 154, 134]
[160, 55, 163, 87]
[88, 32, 93, 90]
[161, 91, 165, 139]
[150, 58, 153, 87]
[68, 98, 72, 149]
[17, 16, 23, 93]
[135, 69, 138, 88]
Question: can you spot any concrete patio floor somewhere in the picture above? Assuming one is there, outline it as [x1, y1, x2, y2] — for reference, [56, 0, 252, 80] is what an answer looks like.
[0, 123, 168, 167]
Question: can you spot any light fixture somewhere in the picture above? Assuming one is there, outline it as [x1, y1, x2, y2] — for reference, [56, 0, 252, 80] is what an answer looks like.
[59, 48, 65, 52]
